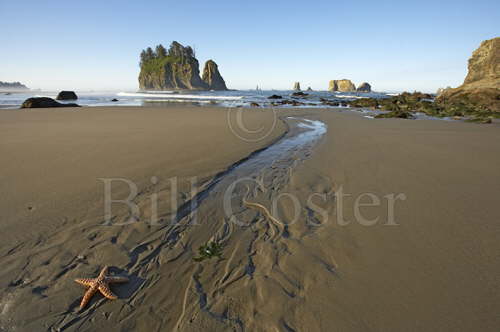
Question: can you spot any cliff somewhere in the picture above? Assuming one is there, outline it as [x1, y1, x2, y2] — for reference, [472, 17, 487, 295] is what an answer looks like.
[202, 60, 227, 90]
[328, 79, 356, 92]
[436, 37, 499, 112]
[463, 37, 499, 86]
[138, 42, 227, 91]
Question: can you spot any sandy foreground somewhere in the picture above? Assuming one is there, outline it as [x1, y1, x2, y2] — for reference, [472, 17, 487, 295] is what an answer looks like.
[0, 106, 499, 331]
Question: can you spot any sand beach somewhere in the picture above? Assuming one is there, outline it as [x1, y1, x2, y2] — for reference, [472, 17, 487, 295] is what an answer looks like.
[0, 106, 499, 331]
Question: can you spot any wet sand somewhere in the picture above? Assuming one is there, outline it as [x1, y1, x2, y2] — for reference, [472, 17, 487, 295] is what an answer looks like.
[0, 106, 499, 331]
[283, 110, 500, 331]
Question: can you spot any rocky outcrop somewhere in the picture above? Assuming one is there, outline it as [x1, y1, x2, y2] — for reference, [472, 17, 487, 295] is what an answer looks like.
[328, 79, 356, 92]
[56, 91, 78, 100]
[291, 91, 308, 97]
[21, 97, 79, 108]
[139, 41, 227, 91]
[202, 60, 227, 90]
[306, 87, 313, 91]
[463, 38, 499, 86]
[356, 82, 372, 92]
[293, 82, 301, 91]
[0, 81, 28, 90]
[436, 37, 499, 112]
[437, 87, 499, 112]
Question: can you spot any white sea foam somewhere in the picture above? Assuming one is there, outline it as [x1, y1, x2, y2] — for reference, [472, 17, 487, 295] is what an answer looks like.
[142, 99, 212, 104]
[117, 92, 243, 100]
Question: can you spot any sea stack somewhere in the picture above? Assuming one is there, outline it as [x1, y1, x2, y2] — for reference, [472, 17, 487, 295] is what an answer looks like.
[0, 81, 29, 91]
[436, 37, 499, 112]
[138, 41, 227, 90]
[56, 91, 78, 100]
[356, 82, 372, 92]
[202, 60, 227, 90]
[328, 79, 356, 92]
[293, 82, 301, 91]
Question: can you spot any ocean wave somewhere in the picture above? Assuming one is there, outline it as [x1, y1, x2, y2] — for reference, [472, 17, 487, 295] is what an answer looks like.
[117, 92, 243, 100]
[142, 99, 212, 104]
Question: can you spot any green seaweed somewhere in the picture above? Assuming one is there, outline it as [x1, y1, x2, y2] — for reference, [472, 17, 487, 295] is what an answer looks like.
[193, 241, 223, 262]
[375, 110, 415, 119]
[348, 91, 498, 123]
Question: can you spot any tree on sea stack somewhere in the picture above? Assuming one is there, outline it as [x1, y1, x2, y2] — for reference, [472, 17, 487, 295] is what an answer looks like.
[145, 47, 155, 61]
[138, 41, 228, 91]
[155, 44, 167, 58]
[140, 50, 147, 66]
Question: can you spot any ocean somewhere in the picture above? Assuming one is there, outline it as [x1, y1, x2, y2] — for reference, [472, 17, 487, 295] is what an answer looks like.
[0, 90, 390, 109]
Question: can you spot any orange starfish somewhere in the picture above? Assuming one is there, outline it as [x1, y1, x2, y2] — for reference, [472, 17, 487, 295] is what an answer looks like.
[74, 266, 128, 309]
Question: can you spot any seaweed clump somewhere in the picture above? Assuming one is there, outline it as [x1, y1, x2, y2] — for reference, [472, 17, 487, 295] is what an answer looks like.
[193, 241, 223, 262]
[348, 91, 498, 123]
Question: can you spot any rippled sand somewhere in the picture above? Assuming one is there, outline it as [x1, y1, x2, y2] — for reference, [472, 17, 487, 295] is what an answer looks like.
[0, 106, 498, 331]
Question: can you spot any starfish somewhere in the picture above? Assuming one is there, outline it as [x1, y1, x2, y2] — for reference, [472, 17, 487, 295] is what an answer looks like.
[74, 266, 128, 309]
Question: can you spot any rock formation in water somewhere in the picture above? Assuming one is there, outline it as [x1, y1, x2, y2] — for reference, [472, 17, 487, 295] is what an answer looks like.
[293, 82, 301, 91]
[436, 37, 499, 112]
[306, 87, 313, 91]
[356, 82, 372, 92]
[138, 41, 227, 91]
[21, 97, 79, 108]
[56, 91, 78, 100]
[328, 79, 356, 92]
[0, 81, 28, 90]
[202, 60, 227, 90]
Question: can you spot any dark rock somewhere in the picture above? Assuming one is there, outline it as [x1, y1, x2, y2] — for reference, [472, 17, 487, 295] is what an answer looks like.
[348, 98, 380, 108]
[56, 91, 78, 100]
[21, 97, 80, 108]
[293, 82, 301, 91]
[306, 87, 313, 91]
[356, 82, 372, 92]
[111, 98, 119, 102]
[279, 99, 305, 106]
[268, 94, 282, 99]
[320, 98, 341, 106]
[250, 102, 260, 107]
[375, 110, 415, 119]
[291, 91, 308, 97]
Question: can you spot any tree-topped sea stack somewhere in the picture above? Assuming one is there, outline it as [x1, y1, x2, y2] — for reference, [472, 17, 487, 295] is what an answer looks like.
[0, 81, 28, 91]
[138, 41, 228, 91]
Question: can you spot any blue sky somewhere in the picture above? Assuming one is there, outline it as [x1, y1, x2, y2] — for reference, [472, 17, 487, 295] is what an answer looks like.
[0, 0, 498, 92]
